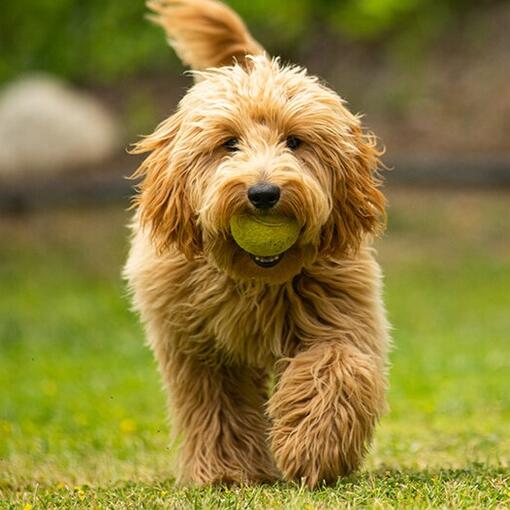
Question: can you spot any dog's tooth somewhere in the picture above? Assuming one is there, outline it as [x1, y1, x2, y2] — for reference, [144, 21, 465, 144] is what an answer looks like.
[252, 253, 285, 265]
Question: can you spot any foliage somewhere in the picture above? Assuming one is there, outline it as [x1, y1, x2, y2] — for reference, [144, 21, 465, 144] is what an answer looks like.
[1, 191, 509, 508]
[0, 0, 489, 84]
[0, 0, 168, 84]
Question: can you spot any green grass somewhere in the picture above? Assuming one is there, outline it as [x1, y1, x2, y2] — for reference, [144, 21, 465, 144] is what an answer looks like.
[1, 189, 509, 509]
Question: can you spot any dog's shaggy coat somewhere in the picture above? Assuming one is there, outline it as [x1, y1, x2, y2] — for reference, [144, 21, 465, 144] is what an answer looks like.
[125, 0, 390, 487]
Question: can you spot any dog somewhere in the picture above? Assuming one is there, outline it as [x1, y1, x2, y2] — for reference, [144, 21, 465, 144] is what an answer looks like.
[124, 0, 390, 488]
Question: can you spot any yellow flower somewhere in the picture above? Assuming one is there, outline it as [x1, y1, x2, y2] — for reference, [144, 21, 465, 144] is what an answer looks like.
[120, 418, 137, 433]
[42, 380, 57, 396]
[73, 414, 88, 426]
[75, 487, 85, 501]
[1, 420, 12, 434]
[23, 504, 33, 510]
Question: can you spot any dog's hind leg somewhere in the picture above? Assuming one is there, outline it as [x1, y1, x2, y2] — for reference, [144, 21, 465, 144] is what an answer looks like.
[268, 341, 386, 488]
[163, 348, 278, 485]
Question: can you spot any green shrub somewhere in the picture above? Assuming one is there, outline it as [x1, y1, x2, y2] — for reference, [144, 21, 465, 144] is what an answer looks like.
[0, 0, 488, 84]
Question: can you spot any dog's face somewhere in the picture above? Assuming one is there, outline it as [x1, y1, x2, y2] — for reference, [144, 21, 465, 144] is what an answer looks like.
[134, 57, 385, 283]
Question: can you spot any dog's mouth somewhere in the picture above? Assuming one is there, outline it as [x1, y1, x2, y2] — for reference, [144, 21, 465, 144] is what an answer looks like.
[229, 212, 299, 269]
[249, 252, 285, 268]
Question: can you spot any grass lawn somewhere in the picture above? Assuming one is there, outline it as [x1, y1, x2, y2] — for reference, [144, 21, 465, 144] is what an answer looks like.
[1, 188, 509, 509]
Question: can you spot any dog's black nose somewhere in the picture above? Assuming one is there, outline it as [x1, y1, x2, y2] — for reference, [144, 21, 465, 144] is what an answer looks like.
[248, 183, 281, 209]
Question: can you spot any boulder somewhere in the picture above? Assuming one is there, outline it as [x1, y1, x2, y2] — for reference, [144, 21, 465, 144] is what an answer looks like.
[0, 74, 120, 182]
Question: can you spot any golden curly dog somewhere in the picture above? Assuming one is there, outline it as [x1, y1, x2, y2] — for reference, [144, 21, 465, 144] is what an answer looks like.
[124, 0, 390, 488]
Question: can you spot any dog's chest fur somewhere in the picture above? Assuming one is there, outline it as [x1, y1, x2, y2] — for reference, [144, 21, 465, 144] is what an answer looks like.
[159, 265, 296, 367]
[126, 233, 383, 369]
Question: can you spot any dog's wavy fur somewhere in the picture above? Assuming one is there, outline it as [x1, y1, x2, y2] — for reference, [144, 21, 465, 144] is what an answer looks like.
[125, 0, 390, 487]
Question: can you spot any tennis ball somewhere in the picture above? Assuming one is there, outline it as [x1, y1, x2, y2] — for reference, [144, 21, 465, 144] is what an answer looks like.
[230, 214, 300, 256]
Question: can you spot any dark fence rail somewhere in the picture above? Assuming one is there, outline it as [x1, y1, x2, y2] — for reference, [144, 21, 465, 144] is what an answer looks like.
[385, 155, 510, 188]
[1, 154, 509, 213]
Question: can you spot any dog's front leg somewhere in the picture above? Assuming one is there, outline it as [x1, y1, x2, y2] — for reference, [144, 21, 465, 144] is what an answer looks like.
[163, 349, 277, 485]
[268, 341, 386, 487]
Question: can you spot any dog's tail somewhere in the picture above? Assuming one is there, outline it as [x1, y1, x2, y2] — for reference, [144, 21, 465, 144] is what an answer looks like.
[147, 0, 265, 70]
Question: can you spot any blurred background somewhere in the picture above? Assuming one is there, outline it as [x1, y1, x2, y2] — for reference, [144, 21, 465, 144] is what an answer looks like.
[1, 0, 509, 492]
[1, 0, 510, 197]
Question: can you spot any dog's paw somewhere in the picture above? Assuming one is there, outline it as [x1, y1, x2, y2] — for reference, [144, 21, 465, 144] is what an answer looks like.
[269, 405, 356, 487]
[268, 343, 384, 487]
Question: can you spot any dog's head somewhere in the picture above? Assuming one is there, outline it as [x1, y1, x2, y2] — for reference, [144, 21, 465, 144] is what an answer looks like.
[133, 1, 385, 284]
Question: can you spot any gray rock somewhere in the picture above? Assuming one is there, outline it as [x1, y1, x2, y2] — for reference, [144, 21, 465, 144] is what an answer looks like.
[0, 74, 120, 181]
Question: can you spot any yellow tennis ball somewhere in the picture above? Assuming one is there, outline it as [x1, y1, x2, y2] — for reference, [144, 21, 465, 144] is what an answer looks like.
[230, 214, 300, 256]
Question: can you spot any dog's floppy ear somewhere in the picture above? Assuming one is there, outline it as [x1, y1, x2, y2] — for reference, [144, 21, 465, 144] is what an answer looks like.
[131, 113, 202, 259]
[320, 124, 386, 256]
[147, 0, 265, 71]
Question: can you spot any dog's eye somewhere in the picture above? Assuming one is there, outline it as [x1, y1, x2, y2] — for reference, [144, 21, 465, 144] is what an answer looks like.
[286, 135, 301, 150]
[223, 138, 239, 152]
